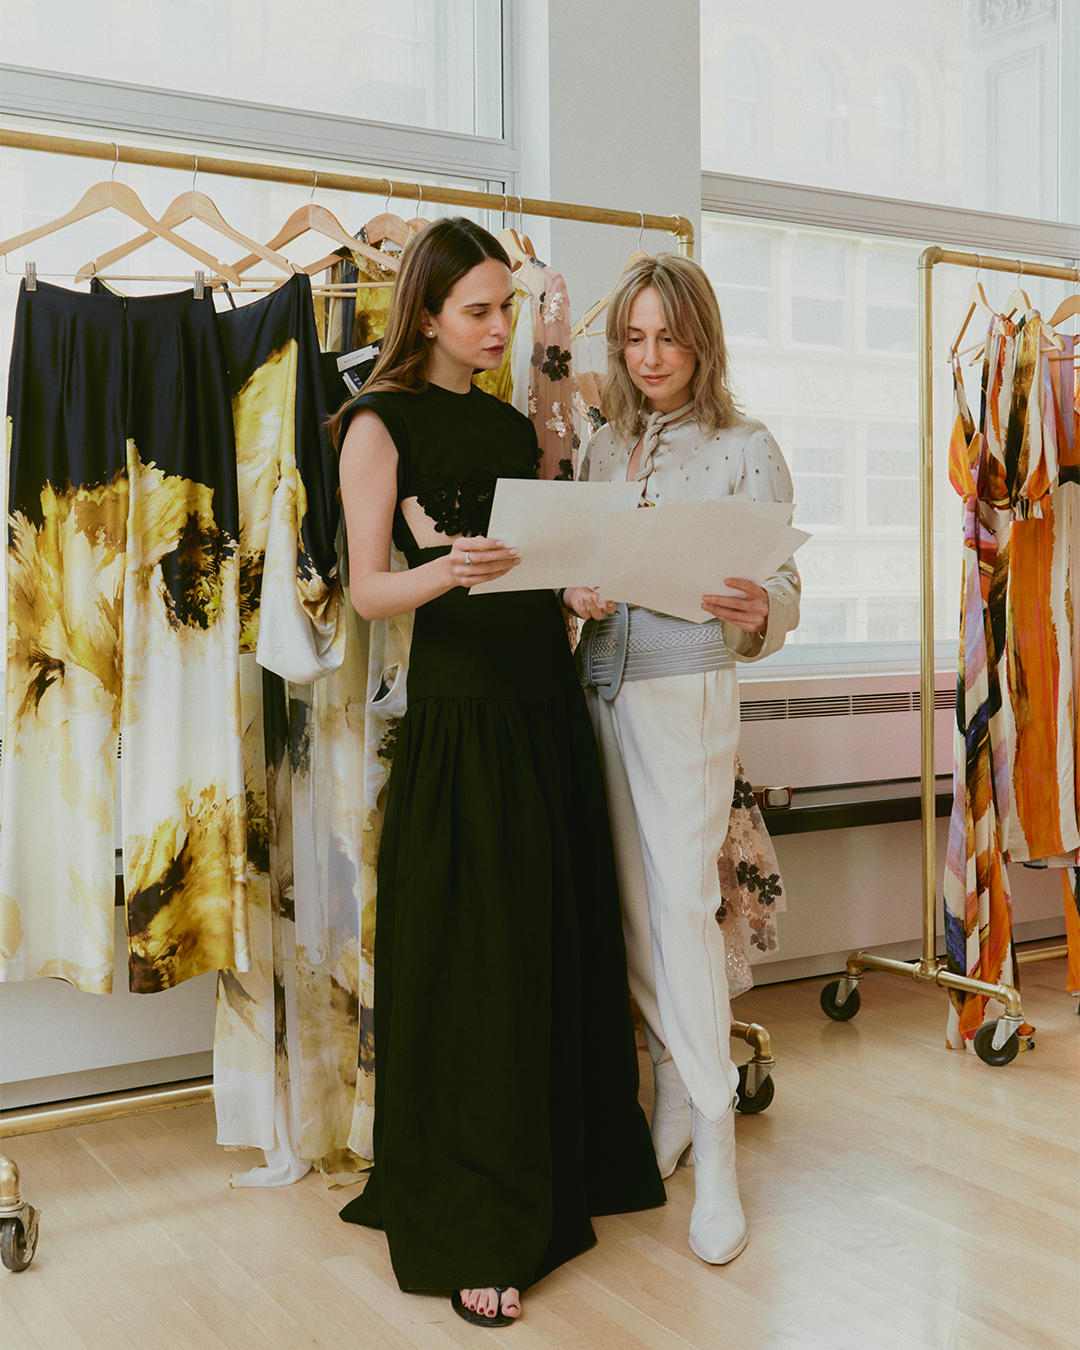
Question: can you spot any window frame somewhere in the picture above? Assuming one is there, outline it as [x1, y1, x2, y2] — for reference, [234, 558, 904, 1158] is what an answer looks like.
[0, 0, 515, 182]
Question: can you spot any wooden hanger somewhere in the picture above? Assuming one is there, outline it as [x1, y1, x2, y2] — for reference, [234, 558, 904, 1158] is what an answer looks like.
[1003, 287, 1032, 320]
[569, 251, 651, 342]
[230, 203, 398, 276]
[497, 227, 536, 274]
[363, 212, 412, 248]
[0, 180, 241, 285]
[74, 190, 295, 283]
[950, 279, 995, 356]
[1047, 292, 1080, 328]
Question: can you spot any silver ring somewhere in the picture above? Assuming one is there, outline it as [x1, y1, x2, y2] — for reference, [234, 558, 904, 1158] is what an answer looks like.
[464, 551, 472, 566]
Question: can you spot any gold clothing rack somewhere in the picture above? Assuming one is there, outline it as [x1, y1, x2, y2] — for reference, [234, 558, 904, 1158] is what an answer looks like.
[0, 128, 696, 257]
[819, 246, 1079, 1065]
[0, 127, 702, 1271]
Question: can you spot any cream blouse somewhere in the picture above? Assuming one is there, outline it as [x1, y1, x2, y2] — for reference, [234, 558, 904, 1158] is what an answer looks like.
[579, 407, 802, 662]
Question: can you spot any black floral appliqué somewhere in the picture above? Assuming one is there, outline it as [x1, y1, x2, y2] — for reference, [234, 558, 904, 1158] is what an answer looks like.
[415, 469, 498, 538]
[736, 860, 783, 908]
[731, 776, 756, 812]
[556, 458, 573, 481]
[540, 344, 571, 382]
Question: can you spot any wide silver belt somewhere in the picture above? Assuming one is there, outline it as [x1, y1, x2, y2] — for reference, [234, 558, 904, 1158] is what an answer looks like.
[577, 603, 733, 701]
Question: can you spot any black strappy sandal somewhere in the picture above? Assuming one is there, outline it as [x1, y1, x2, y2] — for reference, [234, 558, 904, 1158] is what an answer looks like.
[450, 1287, 516, 1328]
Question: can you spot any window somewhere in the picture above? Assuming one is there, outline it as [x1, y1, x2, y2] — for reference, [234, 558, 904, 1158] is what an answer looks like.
[724, 40, 763, 154]
[2, 0, 504, 139]
[704, 227, 772, 341]
[790, 421, 850, 529]
[702, 214, 939, 664]
[864, 425, 918, 529]
[701, 0, 1078, 221]
[803, 57, 845, 166]
[865, 250, 917, 353]
[875, 72, 909, 179]
[791, 240, 846, 347]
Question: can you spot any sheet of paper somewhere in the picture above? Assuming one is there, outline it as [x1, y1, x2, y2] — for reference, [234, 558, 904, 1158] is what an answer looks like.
[599, 498, 702, 591]
[604, 497, 809, 623]
[470, 478, 642, 594]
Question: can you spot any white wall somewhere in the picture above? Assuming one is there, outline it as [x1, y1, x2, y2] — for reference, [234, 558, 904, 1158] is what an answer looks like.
[516, 0, 702, 311]
[0, 911, 216, 1110]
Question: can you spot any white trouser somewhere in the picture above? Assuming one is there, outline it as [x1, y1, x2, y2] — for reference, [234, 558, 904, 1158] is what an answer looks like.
[589, 669, 742, 1123]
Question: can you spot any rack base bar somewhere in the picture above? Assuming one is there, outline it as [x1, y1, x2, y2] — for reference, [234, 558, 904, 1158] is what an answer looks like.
[0, 1078, 213, 1142]
[1015, 945, 1068, 966]
[843, 950, 1024, 1020]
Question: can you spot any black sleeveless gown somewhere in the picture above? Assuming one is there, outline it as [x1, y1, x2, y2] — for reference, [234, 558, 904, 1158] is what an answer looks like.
[338, 382, 664, 1293]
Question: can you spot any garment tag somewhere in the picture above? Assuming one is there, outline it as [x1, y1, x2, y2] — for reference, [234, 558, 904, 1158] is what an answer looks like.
[337, 343, 380, 393]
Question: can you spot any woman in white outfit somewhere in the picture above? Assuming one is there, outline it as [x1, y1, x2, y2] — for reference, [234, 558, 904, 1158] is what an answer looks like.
[563, 255, 800, 1265]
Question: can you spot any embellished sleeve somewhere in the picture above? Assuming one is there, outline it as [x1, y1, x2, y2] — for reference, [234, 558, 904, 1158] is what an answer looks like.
[525, 263, 577, 481]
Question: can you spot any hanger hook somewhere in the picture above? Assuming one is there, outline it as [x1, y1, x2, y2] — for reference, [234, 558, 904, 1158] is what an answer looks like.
[310, 169, 318, 203]
[974, 253, 982, 285]
[637, 211, 645, 251]
[1017, 258, 1024, 278]
[110, 142, 119, 182]
[383, 177, 393, 213]
[502, 191, 509, 228]
[191, 154, 198, 194]
[415, 182, 424, 217]
[516, 194, 524, 234]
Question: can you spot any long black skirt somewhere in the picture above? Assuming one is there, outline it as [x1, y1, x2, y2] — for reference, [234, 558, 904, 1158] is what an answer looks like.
[340, 573, 665, 1292]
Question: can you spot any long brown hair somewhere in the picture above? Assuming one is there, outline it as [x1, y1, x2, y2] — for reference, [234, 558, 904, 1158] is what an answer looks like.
[328, 217, 512, 448]
[602, 254, 739, 442]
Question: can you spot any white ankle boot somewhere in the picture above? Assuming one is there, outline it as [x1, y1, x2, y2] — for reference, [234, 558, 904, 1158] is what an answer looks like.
[687, 1100, 747, 1264]
[650, 1058, 693, 1178]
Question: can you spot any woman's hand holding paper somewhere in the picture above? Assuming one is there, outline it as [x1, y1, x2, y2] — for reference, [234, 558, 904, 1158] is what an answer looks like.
[701, 578, 769, 632]
[449, 536, 520, 587]
[564, 587, 617, 621]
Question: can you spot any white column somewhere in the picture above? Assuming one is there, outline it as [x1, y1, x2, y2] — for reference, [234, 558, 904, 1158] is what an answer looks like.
[512, 0, 702, 312]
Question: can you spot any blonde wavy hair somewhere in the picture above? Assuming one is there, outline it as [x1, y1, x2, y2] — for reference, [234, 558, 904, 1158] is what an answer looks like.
[602, 254, 739, 442]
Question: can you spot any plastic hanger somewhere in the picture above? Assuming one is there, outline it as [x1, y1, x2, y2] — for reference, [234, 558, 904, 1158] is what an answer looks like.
[0, 177, 241, 285]
[74, 177, 295, 282]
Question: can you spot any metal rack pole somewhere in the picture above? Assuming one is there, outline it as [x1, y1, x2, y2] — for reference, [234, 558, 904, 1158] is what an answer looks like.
[822, 246, 1079, 1061]
[0, 128, 696, 257]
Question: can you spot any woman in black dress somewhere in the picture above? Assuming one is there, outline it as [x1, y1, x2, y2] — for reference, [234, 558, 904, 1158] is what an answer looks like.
[332, 218, 664, 1328]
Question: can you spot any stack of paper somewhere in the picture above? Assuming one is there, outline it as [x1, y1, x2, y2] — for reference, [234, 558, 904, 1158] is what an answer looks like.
[600, 497, 809, 623]
[471, 478, 809, 623]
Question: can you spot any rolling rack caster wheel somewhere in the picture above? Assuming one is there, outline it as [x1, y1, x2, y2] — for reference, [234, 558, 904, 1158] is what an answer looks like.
[735, 1062, 775, 1114]
[972, 1019, 1020, 1067]
[1, 1215, 38, 1272]
[0, 1159, 39, 1272]
[820, 977, 861, 1021]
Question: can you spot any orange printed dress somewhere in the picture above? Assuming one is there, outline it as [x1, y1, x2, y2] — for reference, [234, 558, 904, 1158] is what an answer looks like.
[1001, 319, 1078, 867]
[943, 317, 1019, 1045]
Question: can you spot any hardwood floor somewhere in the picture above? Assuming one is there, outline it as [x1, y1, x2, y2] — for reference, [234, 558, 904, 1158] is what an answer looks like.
[3, 954, 1077, 1349]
